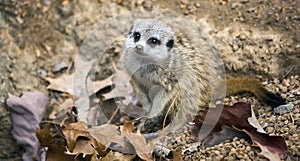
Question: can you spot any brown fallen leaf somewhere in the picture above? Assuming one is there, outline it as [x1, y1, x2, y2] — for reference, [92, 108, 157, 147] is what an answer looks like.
[65, 139, 99, 158]
[88, 124, 128, 149]
[190, 102, 287, 159]
[49, 98, 75, 120]
[45, 74, 77, 95]
[60, 106, 78, 127]
[101, 151, 136, 161]
[62, 121, 107, 157]
[36, 123, 74, 161]
[256, 142, 281, 161]
[120, 121, 155, 161]
[45, 74, 113, 96]
[62, 121, 88, 150]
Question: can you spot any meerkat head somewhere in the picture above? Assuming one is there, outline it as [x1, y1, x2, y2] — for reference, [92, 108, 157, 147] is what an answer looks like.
[125, 19, 175, 61]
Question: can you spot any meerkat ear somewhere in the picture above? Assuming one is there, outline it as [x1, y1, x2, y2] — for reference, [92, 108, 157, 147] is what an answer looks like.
[166, 39, 174, 48]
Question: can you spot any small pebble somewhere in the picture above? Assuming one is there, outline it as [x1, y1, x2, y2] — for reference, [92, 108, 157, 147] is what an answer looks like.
[246, 146, 251, 151]
[230, 148, 236, 153]
[231, 2, 238, 9]
[279, 85, 288, 93]
[273, 104, 294, 114]
[240, 34, 246, 40]
[233, 44, 239, 51]
[266, 126, 274, 133]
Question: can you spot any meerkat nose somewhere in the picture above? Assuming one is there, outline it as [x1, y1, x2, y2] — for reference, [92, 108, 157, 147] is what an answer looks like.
[135, 44, 143, 50]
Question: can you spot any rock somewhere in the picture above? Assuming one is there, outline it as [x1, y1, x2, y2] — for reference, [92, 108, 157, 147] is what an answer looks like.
[273, 104, 294, 114]
[240, 34, 246, 40]
[282, 79, 290, 86]
[233, 44, 239, 51]
[279, 85, 288, 93]
[231, 2, 238, 9]
[266, 126, 274, 133]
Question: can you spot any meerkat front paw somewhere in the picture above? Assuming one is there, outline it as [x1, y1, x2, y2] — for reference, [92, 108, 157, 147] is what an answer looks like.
[140, 115, 172, 133]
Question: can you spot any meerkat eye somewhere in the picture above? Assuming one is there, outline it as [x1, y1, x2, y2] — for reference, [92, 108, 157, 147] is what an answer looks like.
[166, 39, 174, 48]
[133, 32, 141, 42]
[148, 37, 161, 45]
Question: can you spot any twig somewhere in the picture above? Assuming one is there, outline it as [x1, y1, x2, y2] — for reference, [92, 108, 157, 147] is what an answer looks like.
[279, 65, 295, 81]
[107, 106, 120, 124]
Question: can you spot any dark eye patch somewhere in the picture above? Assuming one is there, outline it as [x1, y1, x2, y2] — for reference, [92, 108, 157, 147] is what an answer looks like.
[166, 39, 174, 48]
[133, 32, 141, 42]
[148, 37, 160, 45]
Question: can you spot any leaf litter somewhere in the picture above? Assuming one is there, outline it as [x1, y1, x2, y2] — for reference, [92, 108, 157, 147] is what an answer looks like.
[6, 58, 289, 160]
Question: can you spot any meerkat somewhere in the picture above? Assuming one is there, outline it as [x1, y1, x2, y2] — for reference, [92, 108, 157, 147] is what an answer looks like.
[120, 19, 285, 133]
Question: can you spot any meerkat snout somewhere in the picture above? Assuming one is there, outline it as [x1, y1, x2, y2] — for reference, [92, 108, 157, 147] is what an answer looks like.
[135, 44, 143, 50]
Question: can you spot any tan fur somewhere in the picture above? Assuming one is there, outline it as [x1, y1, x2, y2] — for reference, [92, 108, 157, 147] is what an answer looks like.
[120, 19, 219, 132]
[120, 19, 284, 133]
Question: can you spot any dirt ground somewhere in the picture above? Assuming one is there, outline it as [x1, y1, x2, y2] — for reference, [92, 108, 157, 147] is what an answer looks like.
[0, 0, 299, 160]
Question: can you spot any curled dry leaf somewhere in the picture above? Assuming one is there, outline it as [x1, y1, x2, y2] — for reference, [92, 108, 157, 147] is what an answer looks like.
[6, 92, 48, 161]
[256, 142, 281, 161]
[120, 121, 155, 161]
[247, 106, 266, 133]
[49, 98, 75, 120]
[37, 123, 75, 161]
[190, 102, 287, 159]
[38, 121, 133, 160]
[45, 74, 78, 95]
[62, 121, 107, 157]
[45, 74, 113, 96]
[88, 124, 128, 150]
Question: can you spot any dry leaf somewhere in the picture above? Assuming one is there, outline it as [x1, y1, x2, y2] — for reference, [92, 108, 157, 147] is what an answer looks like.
[242, 129, 287, 160]
[120, 122, 155, 161]
[45, 74, 77, 95]
[62, 121, 107, 157]
[62, 121, 89, 151]
[88, 124, 127, 148]
[36, 123, 74, 161]
[247, 105, 266, 133]
[6, 92, 48, 161]
[191, 102, 287, 159]
[65, 139, 97, 158]
[49, 98, 75, 120]
[45, 74, 112, 96]
[256, 142, 281, 161]
[101, 151, 136, 161]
